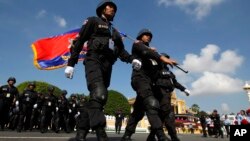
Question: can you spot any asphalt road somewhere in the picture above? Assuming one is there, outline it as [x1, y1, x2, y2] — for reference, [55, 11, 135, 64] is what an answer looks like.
[0, 130, 229, 141]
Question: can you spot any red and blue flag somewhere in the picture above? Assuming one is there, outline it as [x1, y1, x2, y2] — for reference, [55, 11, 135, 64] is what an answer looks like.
[31, 28, 87, 70]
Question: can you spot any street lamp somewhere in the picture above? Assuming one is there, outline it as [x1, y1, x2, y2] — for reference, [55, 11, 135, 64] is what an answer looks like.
[243, 81, 250, 104]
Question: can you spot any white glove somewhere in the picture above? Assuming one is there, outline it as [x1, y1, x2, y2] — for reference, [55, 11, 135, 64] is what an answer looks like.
[184, 89, 190, 96]
[56, 107, 59, 111]
[69, 109, 72, 113]
[132, 59, 142, 70]
[33, 104, 38, 109]
[74, 112, 80, 119]
[15, 101, 19, 106]
[65, 66, 74, 79]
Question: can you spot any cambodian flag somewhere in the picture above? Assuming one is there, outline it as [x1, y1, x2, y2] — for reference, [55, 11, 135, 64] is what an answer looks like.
[31, 28, 87, 70]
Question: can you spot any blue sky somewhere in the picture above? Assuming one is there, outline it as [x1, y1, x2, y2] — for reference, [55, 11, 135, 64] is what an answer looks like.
[0, 0, 250, 114]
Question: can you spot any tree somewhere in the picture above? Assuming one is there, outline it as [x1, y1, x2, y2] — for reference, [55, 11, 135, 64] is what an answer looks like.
[191, 104, 200, 113]
[16, 81, 62, 97]
[104, 90, 130, 116]
[197, 110, 208, 118]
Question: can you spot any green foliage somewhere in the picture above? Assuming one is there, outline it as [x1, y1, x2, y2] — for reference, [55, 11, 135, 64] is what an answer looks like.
[197, 110, 208, 117]
[191, 104, 200, 113]
[16, 81, 62, 97]
[104, 90, 130, 116]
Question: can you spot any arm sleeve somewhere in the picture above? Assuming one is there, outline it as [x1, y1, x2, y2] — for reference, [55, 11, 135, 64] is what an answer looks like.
[171, 72, 186, 91]
[132, 42, 161, 60]
[113, 29, 134, 63]
[67, 17, 95, 67]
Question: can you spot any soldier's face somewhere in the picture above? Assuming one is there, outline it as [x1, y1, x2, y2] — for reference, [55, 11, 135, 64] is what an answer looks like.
[29, 85, 35, 90]
[103, 5, 115, 19]
[141, 34, 152, 43]
[8, 80, 15, 85]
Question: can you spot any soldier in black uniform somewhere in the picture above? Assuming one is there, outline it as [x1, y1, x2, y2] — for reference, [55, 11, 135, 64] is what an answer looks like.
[17, 82, 38, 132]
[30, 91, 43, 130]
[146, 54, 190, 141]
[210, 109, 223, 138]
[64, 0, 141, 140]
[40, 86, 57, 133]
[121, 29, 177, 141]
[55, 90, 69, 133]
[115, 109, 124, 134]
[75, 95, 89, 141]
[8, 103, 20, 130]
[67, 94, 79, 133]
[0, 77, 19, 130]
[200, 114, 207, 137]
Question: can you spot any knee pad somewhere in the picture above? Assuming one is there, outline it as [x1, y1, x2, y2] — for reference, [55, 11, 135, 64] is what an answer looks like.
[89, 82, 108, 106]
[144, 96, 160, 115]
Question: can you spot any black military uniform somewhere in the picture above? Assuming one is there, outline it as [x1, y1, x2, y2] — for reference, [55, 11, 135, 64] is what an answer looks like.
[67, 94, 79, 132]
[210, 110, 223, 138]
[147, 58, 189, 141]
[121, 29, 172, 141]
[75, 95, 89, 141]
[200, 114, 207, 137]
[30, 91, 43, 130]
[0, 77, 19, 130]
[40, 86, 57, 133]
[8, 103, 20, 130]
[17, 82, 38, 132]
[55, 90, 69, 133]
[115, 109, 124, 134]
[66, 0, 135, 140]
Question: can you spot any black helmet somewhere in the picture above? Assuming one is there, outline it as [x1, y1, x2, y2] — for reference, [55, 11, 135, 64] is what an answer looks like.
[7, 77, 16, 83]
[61, 90, 68, 95]
[96, 0, 117, 17]
[136, 28, 153, 40]
[47, 86, 54, 92]
[70, 94, 76, 98]
[28, 81, 36, 87]
[160, 53, 170, 58]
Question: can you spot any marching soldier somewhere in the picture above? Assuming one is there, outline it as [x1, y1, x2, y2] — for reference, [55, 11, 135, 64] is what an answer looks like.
[55, 90, 69, 133]
[64, 0, 141, 140]
[40, 86, 57, 133]
[0, 77, 19, 130]
[17, 82, 38, 132]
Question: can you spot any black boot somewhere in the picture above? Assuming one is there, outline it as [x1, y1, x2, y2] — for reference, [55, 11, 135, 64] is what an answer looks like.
[147, 131, 157, 141]
[170, 134, 181, 141]
[75, 130, 88, 141]
[121, 130, 133, 141]
[156, 129, 171, 141]
[96, 127, 108, 141]
[172, 137, 181, 141]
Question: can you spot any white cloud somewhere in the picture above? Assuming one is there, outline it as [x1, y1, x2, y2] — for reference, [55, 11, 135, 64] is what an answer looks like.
[221, 103, 230, 114]
[157, 0, 224, 20]
[182, 44, 244, 74]
[54, 16, 67, 27]
[175, 44, 245, 97]
[36, 10, 47, 19]
[190, 71, 244, 96]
